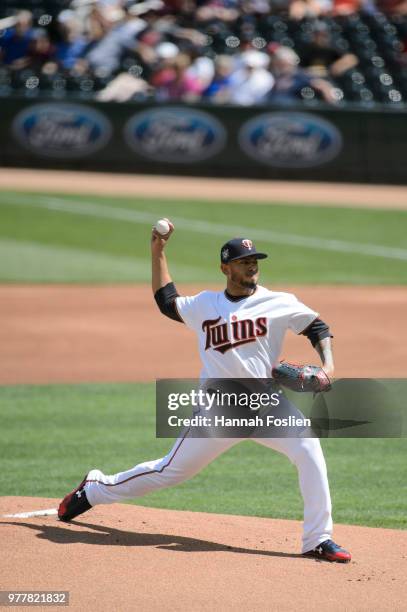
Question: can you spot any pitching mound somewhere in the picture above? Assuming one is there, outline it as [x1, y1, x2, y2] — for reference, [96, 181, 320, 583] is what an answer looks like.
[1, 497, 405, 611]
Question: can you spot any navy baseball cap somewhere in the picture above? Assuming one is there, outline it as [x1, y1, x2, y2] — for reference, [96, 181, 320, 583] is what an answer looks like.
[220, 238, 268, 263]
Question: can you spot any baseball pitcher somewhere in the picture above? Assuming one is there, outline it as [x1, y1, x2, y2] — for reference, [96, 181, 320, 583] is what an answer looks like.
[58, 220, 351, 563]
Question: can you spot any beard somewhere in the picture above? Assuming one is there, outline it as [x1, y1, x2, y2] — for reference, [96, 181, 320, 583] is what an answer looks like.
[230, 267, 258, 292]
[241, 279, 257, 289]
[231, 272, 257, 290]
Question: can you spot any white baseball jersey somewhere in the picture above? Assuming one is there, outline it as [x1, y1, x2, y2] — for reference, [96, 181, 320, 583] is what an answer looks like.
[176, 285, 318, 378]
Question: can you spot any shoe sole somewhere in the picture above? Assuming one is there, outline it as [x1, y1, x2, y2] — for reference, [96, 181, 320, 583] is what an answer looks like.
[303, 551, 351, 563]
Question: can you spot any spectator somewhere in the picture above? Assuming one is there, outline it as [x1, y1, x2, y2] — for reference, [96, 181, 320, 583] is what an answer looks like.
[239, 0, 271, 15]
[54, 13, 89, 71]
[300, 21, 358, 78]
[128, 2, 208, 49]
[185, 48, 215, 92]
[108, 27, 165, 82]
[265, 45, 338, 104]
[372, 0, 407, 14]
[332, 0, 364, 15]
[28, 28, 56, 74]
[150, 52, 203, 100]
[203, 54, 235, 101]
[196, 0, 240, 24]
[229, 49, 274, 105]
[85, 7, 147, 76]
[68, 1, 109, 41]
[289, 0, 333, 20]
[96, 71, 152, 101]
[0, 10, 34, 69]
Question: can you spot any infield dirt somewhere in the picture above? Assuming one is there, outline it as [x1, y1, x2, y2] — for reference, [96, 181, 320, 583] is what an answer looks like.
[1, 284, 406, 384]
[1, 168, 407, 209]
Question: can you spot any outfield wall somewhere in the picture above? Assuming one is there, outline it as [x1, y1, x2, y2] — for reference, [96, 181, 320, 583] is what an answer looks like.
[0, 96, 406, 185]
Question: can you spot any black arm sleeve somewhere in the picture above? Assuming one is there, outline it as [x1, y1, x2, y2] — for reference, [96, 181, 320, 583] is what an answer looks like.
[154, 282, 183, 323]
[300, 317, 332, 347]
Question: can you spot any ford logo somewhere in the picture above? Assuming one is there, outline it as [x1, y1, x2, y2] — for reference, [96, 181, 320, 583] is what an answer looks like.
[125, 107, 226, 163]
[239, 112, 342, 168]
[12, 103, 112, 158]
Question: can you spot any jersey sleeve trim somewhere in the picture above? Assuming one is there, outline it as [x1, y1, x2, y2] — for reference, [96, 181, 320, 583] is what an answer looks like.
[174, 298, 186, 324]
[297, 315, 319, 335]
[154, 282, 183, 323]
[300, 317, 333, 347]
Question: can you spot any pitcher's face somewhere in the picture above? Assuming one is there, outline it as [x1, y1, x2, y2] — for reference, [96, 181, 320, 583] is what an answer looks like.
[222, 256, 259, 290]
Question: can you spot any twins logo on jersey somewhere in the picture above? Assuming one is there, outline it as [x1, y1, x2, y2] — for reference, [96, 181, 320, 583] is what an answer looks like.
[202, 316, 267, 354]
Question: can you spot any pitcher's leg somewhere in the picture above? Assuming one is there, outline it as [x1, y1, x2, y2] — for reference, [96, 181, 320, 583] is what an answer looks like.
[254, 436, 332, 553]
[85, 432, 238, 506]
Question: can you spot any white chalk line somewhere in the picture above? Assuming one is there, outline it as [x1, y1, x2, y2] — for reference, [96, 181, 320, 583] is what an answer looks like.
[3, 192, 407, 261]
[2, 508, 58, 518]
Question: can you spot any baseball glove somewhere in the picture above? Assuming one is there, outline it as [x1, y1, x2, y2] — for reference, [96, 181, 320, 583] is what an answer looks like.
[272, 361, 331, 393]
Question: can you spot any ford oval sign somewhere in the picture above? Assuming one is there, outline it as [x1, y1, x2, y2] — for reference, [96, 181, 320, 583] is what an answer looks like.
[12, 103, 112, 158]
[239, 112, 342, 168]
[124, 108, 226, 163]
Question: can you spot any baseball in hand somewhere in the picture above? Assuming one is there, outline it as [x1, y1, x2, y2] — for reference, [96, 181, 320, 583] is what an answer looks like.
[155, 219, 171, 236]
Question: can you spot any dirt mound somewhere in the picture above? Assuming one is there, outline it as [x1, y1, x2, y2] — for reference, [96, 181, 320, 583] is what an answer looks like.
[1, 496, 405, 611]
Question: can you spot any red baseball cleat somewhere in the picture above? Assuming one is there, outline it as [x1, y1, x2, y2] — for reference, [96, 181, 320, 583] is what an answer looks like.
[303, 539, 351, 563]
[58, 475, 92, 522]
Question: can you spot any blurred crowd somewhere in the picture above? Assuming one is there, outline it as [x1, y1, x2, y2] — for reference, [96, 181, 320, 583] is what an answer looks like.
[0, 0, 406, 105]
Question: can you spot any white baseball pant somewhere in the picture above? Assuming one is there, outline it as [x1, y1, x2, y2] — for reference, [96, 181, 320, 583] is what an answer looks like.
[84, 433, 332, 553]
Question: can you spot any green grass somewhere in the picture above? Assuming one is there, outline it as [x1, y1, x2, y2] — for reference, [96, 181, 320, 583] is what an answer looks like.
[1, 382, 406, 529]
[1, 190, 406, 284]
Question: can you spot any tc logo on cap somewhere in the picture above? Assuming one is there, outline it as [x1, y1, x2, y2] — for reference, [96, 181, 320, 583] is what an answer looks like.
[220, 238, 267, 263]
